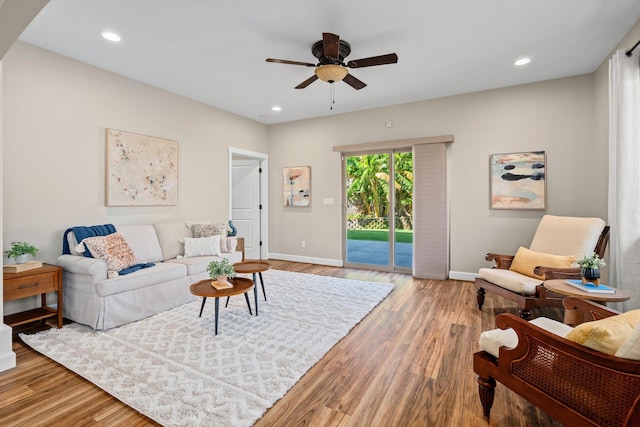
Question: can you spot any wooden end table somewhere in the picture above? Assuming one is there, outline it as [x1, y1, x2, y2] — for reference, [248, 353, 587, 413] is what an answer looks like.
[190, 277, 255, 335]
[3, 263, 63, 329]
[233, 260, 271, 304]
[544, 279, 630, 325]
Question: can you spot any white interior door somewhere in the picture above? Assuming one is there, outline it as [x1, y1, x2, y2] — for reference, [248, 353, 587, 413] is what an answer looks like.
[232, 159, 261, 259]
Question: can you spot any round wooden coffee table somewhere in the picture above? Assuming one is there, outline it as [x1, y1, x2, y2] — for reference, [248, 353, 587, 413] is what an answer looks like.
[233, 260, 271, 307]
[190, 277, 254, 335]
[544, 279, 630, 325]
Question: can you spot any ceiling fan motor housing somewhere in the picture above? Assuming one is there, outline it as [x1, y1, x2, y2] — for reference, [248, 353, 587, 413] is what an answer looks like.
[311, 39, 352, 65]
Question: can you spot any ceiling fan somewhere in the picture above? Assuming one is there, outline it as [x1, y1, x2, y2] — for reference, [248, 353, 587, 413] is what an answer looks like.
[266, 32, 398, 90]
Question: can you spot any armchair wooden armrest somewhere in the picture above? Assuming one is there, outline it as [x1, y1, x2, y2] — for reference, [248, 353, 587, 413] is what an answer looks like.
[484, 253, 514, 270]
[562, 296, 621, 322]
[533, 266, 581, 280]
[474, 310, 640, 426]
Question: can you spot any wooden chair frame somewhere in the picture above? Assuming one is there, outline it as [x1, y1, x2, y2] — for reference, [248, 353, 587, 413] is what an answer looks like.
[475, 226, 610, 319]
[474, 297, 640, 427]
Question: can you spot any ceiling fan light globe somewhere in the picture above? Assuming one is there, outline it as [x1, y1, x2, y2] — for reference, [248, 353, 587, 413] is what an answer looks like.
[314, 65, 348, 83]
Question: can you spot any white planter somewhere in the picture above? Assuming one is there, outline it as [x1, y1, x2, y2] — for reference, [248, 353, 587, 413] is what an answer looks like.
[14, 254, 29, 264]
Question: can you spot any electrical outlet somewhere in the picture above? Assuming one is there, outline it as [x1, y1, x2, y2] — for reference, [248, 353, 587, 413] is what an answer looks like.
[301, 241, 306, 248]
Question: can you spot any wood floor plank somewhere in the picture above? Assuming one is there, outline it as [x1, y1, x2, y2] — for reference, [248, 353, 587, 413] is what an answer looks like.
[1, 260, 563, 426]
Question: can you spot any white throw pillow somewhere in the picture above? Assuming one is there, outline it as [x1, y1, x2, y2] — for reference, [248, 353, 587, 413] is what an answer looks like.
[183, 235, 222, 258]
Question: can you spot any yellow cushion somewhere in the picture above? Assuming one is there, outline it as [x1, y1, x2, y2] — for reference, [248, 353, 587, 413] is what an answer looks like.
[565, 310, 640, 355]
[509, 247, 577, 280]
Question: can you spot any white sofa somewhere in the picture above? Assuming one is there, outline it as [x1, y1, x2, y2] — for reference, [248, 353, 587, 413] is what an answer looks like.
[57, 221, 244, 330]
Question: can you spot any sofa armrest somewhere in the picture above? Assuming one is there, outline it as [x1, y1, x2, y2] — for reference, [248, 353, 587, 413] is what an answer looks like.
[57, 254, 108, 283]
[485, 253, 514, 270]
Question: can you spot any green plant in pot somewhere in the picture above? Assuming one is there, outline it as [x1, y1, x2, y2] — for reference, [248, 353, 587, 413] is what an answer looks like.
[4, 241, 38, 264]
[207, 258, 236, 286]
[576, 252, 606, 285]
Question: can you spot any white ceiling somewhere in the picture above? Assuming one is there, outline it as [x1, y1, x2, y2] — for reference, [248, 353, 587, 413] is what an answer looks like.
[18, 0, 640, 124]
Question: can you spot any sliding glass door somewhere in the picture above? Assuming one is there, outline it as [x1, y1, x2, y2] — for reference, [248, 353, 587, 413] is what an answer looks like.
[344, 150, 413, 271]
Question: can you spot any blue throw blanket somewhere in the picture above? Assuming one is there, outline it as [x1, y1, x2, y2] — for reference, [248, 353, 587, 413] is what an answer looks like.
[62, 224, 154, 275]
[62, 224, 116, 256]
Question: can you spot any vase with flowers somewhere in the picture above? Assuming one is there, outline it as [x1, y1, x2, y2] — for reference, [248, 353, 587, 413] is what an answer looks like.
[576, 252, 606, 285]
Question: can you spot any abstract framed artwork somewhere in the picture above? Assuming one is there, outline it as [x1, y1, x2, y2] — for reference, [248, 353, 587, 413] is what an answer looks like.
[490, 151, 546, 210]
[106, 128, 179, 206]
[283, 166, 311, 207]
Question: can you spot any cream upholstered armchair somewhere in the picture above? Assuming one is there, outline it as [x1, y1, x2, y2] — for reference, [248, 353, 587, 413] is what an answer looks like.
[474, 297, 640, 426]
[475, 215, 610, 319]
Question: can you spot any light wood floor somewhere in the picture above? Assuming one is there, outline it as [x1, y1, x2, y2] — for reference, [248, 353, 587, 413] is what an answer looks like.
[0, 260, 564, 426]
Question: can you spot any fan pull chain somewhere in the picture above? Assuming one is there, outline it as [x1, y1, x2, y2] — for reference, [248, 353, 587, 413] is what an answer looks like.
[330, 83, 336, 110]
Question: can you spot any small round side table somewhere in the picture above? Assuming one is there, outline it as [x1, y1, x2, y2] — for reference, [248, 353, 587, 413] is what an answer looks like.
[544, 279, 630, 325]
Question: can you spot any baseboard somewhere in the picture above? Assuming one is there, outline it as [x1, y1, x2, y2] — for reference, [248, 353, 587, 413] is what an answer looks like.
[269, 253, 343, 267]
[448, 271, 477, 282]
[0, 324, 16, 372]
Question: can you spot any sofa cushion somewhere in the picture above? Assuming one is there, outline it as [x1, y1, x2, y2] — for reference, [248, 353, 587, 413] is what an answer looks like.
[529, 215, 605, 257]
[478, 268, 542, 296]
[153, 221, 193, 260]
[95, 262, 187, 297]
[509, 247, 577, 280]
[479, 317, 574, 358]
[565, 310, 640, 355]
[183, 236, 222, 258]
[116, 224, 163, 263]
[166, 252, 242, 276]
[81, 232, 137, 276]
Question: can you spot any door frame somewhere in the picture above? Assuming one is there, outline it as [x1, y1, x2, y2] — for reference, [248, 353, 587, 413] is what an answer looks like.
[228, 147, 269, 260]
[342, 149, 412, 273]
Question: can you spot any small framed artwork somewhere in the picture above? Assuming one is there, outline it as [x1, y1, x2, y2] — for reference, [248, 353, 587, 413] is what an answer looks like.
[106, 129, 179, 206]
[283, 166, 311, 207]
[490, 151, 546, 210]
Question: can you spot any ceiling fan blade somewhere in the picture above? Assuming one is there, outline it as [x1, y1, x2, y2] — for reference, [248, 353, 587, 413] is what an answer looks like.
[322, 32, 340, 59]
[347, 53, 398, 68]
[266, 58, 316, 67]
[295, 75, 319, 89]
[343, 74, 367, 90]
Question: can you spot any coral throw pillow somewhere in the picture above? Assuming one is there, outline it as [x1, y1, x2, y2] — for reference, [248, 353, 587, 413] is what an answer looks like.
[81, 232, 137, 276]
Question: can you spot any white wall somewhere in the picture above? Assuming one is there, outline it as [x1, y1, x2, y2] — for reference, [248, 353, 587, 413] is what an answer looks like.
[268, 74, 602, 275]
[2, 42, 269, 313]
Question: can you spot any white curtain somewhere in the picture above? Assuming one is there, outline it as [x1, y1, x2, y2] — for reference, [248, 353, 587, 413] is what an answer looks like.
[609, 48, 640, 311]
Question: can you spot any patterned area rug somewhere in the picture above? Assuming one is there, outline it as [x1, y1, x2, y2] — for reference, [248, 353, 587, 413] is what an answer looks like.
[21, 269, 394, 426]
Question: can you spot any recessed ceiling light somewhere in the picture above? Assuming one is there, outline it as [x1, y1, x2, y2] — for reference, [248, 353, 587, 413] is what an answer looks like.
[101, 31, 121, 42]
[514, 57, 531, 66]
[271, 106, 282, 112]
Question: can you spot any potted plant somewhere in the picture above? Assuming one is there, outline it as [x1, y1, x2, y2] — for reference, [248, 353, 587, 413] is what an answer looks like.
[576, 252, 606, 285]
[207, 258, 236, 286]
[4, 241, 38, 264]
